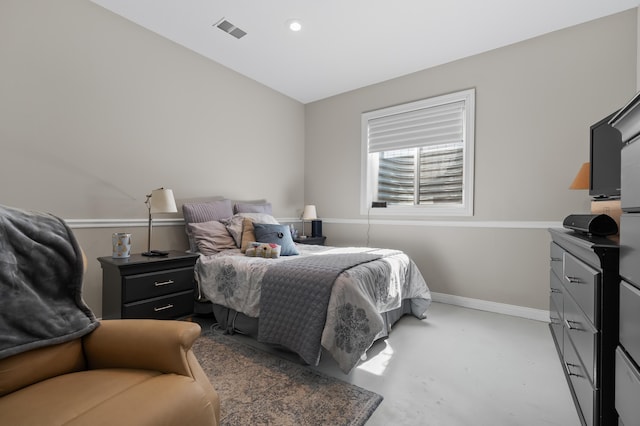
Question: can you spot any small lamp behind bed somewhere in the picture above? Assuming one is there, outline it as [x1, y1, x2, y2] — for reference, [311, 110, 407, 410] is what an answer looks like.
[300, 205, 317, 239]
[142, 188, 178, 256]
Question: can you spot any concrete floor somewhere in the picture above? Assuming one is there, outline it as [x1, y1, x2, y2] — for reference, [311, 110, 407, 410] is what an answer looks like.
[313, 302, 582, 426]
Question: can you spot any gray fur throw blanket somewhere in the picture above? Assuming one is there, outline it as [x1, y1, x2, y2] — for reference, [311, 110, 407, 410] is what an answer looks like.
[0, 205, 98, 360]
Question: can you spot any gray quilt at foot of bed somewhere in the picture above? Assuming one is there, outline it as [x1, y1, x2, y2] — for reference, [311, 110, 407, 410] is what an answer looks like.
[257, 252, 381, 366]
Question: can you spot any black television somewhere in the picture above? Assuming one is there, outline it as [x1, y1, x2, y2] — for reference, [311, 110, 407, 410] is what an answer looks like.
[589, 111, 622, 200]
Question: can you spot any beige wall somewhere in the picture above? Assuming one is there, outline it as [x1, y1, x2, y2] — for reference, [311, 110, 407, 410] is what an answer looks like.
[305, 10, 637, 310]
[1, 2, 637, 317]
[0, 0, 305, 316]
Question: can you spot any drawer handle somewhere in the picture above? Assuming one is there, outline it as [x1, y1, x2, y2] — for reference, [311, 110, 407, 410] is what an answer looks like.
[551, 257, 562, 262]
[153, 304, 174, 312]
[564, 319, 583, 331]
[565, 362, 583, 378]
[564, 275, 582, 284]
[550, 288, 562, 294]
[154, 280, 174, 287]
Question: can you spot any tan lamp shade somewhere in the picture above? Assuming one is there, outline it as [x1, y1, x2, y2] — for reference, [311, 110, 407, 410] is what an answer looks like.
[150, 188, 178, 214]
[302, 205, 317, 220]
[569, 162, 590, 190]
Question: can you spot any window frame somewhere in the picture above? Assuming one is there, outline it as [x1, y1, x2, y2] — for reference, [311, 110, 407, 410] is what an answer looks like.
[360, 88, 475, 217]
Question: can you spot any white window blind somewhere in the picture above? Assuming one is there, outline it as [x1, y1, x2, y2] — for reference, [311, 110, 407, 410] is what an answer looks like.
[368, 101, 464, 153]
[361, 89, 475, 216]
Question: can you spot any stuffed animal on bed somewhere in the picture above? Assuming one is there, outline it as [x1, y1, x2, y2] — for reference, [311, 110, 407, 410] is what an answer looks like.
[245, 242, 281, 258]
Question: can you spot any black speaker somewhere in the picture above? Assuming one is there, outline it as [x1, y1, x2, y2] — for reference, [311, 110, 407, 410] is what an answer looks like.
[311, 220, 322, 237]
[562, 214, 618, 236]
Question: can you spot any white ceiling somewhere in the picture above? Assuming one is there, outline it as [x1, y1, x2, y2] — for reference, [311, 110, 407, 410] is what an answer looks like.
[91, 0, 640, 104]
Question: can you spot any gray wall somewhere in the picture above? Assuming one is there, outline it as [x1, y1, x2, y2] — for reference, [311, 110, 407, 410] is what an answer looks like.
[305, 10, 637, 311]
[0, 0, 305, 316]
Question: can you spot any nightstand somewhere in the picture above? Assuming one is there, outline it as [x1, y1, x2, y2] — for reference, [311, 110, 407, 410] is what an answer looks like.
[98, 251, 200, 320]
[294, 236, 326, 246]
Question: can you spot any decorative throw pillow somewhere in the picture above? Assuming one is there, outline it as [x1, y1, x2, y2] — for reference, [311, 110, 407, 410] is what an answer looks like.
[245, 242, 281, 259]
[240, 218, 256, 253]
[253, 223, 299, 256]
[223, 213, 280, 247]
[188, 220, 237, 255]
[234, 201, 272, 214]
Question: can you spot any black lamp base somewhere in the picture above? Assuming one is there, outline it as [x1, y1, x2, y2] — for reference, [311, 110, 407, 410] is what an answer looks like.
[141, 250, 169, 257]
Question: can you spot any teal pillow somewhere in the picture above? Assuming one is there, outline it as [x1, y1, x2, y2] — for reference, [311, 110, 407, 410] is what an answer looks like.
[253, 223, 299, 256]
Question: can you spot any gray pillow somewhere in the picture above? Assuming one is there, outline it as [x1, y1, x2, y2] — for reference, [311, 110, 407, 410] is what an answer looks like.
[188, 221, 237, 255]
[234, 202, 272, 214]
[253, 223, 299, 256]
[182, 199, 234, 252]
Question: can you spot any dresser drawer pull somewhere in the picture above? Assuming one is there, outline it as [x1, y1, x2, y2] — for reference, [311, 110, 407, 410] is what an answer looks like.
[564, 319, 583, 331]
[154, 280, 174, 287]
[550, 288, 562, 294]
[565, 362, 583, 378]
[153, 304, 174, 312]
[551, 257, 562, 262]
[564, 275, 582, 284]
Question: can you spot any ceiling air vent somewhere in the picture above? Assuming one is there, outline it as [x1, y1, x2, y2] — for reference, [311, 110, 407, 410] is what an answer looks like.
[215, 18, 247, 39]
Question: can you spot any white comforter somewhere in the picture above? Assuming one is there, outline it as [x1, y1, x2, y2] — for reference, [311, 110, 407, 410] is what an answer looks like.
[195, 244, 431, 372]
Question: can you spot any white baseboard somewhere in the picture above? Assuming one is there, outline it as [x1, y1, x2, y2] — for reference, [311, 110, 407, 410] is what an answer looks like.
[431, 292, 550, 323]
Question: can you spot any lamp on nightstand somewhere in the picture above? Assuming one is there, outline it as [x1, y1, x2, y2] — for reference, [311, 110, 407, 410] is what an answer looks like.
[569, 162, 590, 190]
[301, 204, 317, 238]
[142, 188, 178, 257]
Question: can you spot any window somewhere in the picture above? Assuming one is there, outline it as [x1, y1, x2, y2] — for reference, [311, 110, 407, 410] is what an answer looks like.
[361, 89, 475, 216]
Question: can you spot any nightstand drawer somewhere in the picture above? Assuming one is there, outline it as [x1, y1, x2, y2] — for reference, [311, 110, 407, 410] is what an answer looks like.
[123, 267, 194, 303]
[563, 252, 599, 325]
[122, 290, 194, 319]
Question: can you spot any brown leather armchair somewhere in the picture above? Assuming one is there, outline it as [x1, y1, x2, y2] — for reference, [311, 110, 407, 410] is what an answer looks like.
[0, 204, 220, 425]
[0, 319, 220, 426]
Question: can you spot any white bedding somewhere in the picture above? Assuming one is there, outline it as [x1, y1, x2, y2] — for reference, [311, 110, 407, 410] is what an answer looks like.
[194, 244, 431, 372]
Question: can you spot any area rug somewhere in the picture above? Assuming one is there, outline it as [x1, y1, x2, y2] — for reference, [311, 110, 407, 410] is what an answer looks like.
[192, 331, 383, 426]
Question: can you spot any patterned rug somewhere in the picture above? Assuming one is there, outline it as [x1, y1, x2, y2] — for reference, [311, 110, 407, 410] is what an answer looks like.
[192, 331, 383, 426]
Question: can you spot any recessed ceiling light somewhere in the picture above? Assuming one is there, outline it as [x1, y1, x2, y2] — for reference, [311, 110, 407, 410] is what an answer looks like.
[287, 19, 302, 32]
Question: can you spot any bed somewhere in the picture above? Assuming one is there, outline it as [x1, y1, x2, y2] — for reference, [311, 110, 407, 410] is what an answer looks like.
[183, 199, 431, 373]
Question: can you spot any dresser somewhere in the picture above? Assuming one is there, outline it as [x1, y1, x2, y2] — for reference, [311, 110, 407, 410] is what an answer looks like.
[548, 228, 619, 426]
[613, 113, 640, 426]
[98, 251, 200, 320]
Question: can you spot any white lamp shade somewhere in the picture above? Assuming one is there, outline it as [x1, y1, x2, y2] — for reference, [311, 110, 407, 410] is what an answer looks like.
[302, 205, 317, 220]
[150, 188, 177, 214]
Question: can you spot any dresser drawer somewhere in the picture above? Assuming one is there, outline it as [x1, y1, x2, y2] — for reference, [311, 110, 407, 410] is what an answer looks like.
[122, 290, 194, 319]
[550, 242, 564, 281]
[123, 267, 194, 303]
[564, 329, 596, 426]
[563, 253, 599, 325]
[550, 270, 564, 317]
[621, 140, 640, 212]
[550, 297, 563, 355]
[564, 291, 598, 384]
[620, 214, 640, 287]
[615, 346, 640, 426]
[620, 280, 640, 363]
